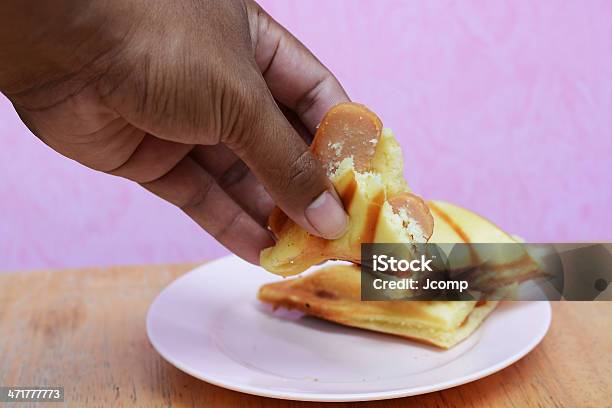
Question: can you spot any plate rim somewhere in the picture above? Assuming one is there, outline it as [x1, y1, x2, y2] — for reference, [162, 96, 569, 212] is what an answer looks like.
[146, 256, 552, 402]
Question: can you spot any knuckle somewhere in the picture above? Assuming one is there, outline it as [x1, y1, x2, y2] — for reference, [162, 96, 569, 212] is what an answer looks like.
[218, 71, 266, 149]
[179, 174, 215, 210]
[103, 47, 222, 145]
[293, 74, 329, 118]
[217, 88, 247, 147]
[214, 210, 246, 242]
[217, 160, 250, 190]
[285, 149, 324, 195]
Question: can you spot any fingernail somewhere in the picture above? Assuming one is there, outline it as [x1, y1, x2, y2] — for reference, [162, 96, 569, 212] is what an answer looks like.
[305, 190, 348, 239]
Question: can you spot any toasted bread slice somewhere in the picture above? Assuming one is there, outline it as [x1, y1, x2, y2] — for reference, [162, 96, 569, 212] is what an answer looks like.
[259, 264, 498, 349]
[428, 200, 542, 290]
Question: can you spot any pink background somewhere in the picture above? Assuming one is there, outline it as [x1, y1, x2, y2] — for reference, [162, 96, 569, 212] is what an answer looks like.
[1, 1, 611, 273]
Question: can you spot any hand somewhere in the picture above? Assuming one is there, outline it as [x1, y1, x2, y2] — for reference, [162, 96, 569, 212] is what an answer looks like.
[0, 0, 349, 264]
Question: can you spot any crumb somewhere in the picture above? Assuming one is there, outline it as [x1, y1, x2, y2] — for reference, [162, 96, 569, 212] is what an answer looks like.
[328, 141, 344, 157]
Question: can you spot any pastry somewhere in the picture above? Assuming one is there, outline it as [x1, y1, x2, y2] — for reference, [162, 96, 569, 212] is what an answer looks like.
[260, 103, 433, 276]
[258, 263, 498, 349]
[259, 200, 542, 348]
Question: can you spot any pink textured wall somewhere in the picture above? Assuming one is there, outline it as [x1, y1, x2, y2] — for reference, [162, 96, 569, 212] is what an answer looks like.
[1, 1, 611, 273]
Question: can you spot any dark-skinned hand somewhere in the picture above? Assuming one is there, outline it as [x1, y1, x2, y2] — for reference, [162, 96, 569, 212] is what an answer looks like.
[0, 0, 350, 264]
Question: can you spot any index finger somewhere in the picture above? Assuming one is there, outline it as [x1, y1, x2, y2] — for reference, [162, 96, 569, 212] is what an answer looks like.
[247, 1, 350, 132]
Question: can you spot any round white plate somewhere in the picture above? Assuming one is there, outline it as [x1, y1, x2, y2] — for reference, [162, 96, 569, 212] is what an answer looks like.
[147, 256, 551, 402]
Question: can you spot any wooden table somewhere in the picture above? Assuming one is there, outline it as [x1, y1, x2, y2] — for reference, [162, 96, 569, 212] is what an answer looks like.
[0, 263, 610, 407]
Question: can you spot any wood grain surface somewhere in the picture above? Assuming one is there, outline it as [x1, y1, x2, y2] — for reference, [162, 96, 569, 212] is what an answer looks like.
[0, 263, 610, 407]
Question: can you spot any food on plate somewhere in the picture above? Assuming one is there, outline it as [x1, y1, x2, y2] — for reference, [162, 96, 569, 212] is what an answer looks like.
[260, 103, 433, 276]
[259, 263, 498, 349]
[259, 200, 541, 348]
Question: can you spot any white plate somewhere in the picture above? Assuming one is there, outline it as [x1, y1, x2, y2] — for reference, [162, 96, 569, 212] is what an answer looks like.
[147, 256, 551, 402]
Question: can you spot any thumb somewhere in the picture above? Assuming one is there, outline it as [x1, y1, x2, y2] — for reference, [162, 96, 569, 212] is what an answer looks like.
[225, 79, 348, 239]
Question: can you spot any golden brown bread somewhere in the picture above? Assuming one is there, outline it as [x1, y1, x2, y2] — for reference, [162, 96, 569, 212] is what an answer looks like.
[428, 201, 542, 291]
[258, 264, 498, 349]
